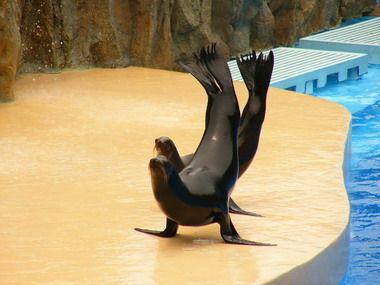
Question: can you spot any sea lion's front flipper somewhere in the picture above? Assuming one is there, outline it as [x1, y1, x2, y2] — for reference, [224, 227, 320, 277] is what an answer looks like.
[216, 213, 276, 246]
[135, 218, 178, 238]
[229, 198, 263, 217]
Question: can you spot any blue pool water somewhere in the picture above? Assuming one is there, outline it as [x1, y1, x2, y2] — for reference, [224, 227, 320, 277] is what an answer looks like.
[313, 65, 380, 284]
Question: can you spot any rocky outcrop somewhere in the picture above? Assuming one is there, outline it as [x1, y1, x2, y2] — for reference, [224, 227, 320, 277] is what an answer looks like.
[269, 0, 341, 46]
[19, 0, 129, 72]
[0, 0, 376, 101]
[340, 0, 375, 18]
[371, 3, 380, 16]
[0, 0, 21, 102]
[17, 0, 378, 72]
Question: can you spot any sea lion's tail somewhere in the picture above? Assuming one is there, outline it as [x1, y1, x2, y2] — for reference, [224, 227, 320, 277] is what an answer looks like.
[254, 51, 274, 99]
[236, 51, 257, 94]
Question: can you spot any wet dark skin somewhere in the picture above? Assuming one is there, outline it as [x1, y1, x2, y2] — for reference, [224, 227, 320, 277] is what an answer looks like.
[135, 44, 275, 246]
[154, 50, 274, 217]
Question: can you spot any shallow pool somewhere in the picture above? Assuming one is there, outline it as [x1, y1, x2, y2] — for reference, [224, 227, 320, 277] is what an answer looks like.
[313, 64, 380, 284]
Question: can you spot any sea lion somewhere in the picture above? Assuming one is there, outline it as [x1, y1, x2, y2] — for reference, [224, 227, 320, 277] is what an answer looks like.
[154, 50, 274, 216]
[154, 136, 260, 217]
[135, 43, 274, 246]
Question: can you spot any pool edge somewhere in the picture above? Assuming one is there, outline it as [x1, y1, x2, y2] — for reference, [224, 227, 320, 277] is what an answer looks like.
[263, 112, 352, 285]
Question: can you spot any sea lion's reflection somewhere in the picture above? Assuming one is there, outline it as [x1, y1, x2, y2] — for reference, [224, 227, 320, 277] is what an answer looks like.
[152, 224, 259, 284]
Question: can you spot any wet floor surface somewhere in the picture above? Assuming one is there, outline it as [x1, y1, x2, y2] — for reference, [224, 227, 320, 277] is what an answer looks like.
[0, 67, 350, 284]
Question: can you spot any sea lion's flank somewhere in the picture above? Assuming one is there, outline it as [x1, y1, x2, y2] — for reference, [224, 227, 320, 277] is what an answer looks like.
[154, 50, 274, 217]
[135, 44, 274, 246]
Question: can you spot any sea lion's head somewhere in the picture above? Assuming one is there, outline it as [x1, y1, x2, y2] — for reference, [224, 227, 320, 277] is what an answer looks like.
[149, 155, 176, 184]
[154, 137, 185, 172]
[154, 136, 176, 157]
[149, 155, 180, 203]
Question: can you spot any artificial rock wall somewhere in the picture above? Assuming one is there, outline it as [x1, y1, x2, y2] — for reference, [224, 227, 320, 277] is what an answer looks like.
[0, 0, 376, 101]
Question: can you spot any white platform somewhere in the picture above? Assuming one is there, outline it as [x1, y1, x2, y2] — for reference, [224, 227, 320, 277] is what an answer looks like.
[299, 17, 380, 64]
[228, 47, 369, 94]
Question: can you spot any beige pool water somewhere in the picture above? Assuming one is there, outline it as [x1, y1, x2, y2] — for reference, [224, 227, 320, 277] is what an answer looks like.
[0, 67, 350, 284]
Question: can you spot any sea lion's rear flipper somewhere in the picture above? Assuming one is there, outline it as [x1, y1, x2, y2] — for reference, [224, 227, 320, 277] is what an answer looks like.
[236, 51, 257, 94]
[235, 51, 274, 178]
[179, 52, 220, 97]
[203, 43, 234, 91]
[229, 198, 263, 217]
[135, 218, 178, 238]
[254, 51, 274, 99]
[216, 213, 276, 246]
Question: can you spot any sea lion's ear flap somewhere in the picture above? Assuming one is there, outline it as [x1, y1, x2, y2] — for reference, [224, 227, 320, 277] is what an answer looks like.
[254, 51, 274, 98]
[236, 50, 257, 94]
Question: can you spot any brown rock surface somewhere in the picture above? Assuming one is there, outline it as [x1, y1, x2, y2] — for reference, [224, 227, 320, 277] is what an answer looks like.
[0, 0, 21, 102]
[370, 4, 380, 16]
[19, 0, 129, 72]
[17, 0, 377, 71]
[269, 0, 343, 46]
[0, 0, 376, 101]
[340, 0, 375, 18]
